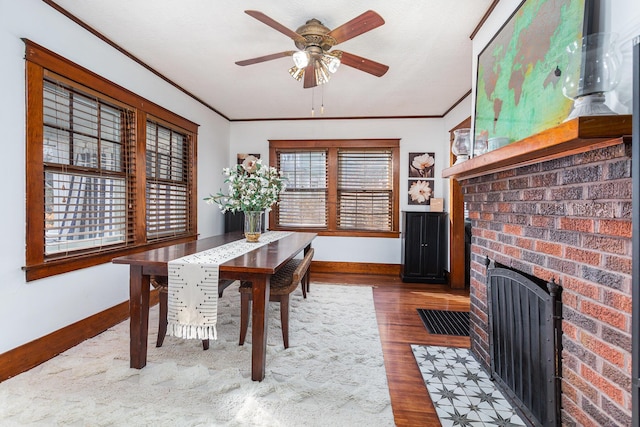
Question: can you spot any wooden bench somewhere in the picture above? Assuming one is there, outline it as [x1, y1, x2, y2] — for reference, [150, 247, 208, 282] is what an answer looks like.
[239, 248, 314, 349]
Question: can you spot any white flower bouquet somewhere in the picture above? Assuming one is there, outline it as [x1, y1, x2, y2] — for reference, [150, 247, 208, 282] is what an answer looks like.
[205, 157, 286, 213]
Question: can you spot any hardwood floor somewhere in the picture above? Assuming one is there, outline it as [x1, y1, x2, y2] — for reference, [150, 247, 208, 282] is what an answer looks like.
[311, 272, 471, 427]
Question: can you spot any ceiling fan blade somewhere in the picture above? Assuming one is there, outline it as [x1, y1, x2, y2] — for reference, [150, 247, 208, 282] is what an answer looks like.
[235, 51, 295, 66]
[336, 51, 389, 77]
[303, 63, 317, 89]
[328, 10, 385, 45]
[244, 10, 306, 44]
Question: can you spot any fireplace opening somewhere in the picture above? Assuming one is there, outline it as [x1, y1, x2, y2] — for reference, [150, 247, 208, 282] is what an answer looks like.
[486, 258, 563, 427]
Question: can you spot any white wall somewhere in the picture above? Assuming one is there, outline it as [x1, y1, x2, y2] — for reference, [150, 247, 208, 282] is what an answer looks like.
[229, 117, 453, 264]
[443, 97, 473, 144]
[0, 0, 229, 353]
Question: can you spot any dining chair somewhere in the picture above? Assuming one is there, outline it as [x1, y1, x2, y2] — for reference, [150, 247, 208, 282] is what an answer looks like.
[238, 248, 314, 349]
[150, 275, 235, 350]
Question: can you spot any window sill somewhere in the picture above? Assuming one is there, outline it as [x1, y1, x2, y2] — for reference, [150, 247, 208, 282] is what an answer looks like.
[270, 227, 400, 238]
[24, 234, 198, 281]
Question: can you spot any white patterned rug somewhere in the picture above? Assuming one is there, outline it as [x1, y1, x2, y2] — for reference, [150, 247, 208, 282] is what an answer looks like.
[411, 345, 527, 427]
[0, 284, 393, 426]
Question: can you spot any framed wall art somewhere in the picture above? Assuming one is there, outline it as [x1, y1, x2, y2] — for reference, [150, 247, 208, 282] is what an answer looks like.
[408, 152, 436, 205]
[237, 153, 260, 165]
[409, 152, 435, 178]
[474, 0, 593, 146]
[408, 179, 434, 206]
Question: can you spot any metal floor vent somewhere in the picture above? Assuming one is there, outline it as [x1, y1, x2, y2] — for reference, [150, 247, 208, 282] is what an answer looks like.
[417, 309, 470, 336]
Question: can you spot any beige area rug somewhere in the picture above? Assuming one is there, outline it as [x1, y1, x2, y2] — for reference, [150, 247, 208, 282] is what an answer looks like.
[0, 283, 393, 426]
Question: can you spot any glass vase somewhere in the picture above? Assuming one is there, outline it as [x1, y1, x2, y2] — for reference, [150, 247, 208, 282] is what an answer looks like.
[451, 128, 471, 165]
[244, 211, 263, 243]
[562, 32, 621, 120]
[474, 134, 488, 156]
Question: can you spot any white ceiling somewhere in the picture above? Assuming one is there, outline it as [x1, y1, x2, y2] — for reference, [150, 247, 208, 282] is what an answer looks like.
[51, 0, 493, 121]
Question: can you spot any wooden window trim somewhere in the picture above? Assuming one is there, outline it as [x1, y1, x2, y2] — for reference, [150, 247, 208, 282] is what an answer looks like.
[269, 139, 400, 238]
[24, 40, 198, 281]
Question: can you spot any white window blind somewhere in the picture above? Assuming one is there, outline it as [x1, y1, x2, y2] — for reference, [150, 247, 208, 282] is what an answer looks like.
[145, 121, 190, 239]
[277, 150, 327, 227]
[338, 149, 393, 231]
[43, 80, 130, 256]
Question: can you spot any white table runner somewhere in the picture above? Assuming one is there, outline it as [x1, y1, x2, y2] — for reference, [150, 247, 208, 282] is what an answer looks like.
[167, 231, 292, 341]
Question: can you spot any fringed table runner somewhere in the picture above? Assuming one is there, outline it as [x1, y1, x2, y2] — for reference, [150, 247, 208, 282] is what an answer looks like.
[167, 231, 292, 341]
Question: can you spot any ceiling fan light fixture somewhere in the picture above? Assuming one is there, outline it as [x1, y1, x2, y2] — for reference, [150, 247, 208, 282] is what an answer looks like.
[288, 66, 304, 81]
[315, 60, 331, 85]
[292, 50, 309, 68]
[322, 54, 341, 74]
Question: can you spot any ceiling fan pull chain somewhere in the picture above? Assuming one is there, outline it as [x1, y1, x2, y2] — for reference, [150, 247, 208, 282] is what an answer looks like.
[311, 87, 315, 117]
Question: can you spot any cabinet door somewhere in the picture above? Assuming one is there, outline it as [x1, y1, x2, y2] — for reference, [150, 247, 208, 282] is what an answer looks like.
[403, 212, 426, 277]
[421, 213, 443, 277]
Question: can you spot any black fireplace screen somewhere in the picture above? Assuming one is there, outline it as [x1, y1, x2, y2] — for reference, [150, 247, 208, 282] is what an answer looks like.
[487, 261, 562, 427]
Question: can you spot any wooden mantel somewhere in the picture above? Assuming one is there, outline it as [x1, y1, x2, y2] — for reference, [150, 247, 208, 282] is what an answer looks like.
[442, 115, 633, 180]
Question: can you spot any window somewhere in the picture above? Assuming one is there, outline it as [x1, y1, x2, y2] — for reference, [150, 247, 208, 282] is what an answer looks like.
[145, 120, 191, 240]
[338, 150, 394, 231]
[269, 139, 400, 238]
[43, 81, 131, 256]
[25, 40, 197, 281]
[276, 150, 327, 228]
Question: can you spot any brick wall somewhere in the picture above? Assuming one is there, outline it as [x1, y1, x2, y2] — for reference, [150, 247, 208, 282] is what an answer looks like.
[460, 139, 633, 427]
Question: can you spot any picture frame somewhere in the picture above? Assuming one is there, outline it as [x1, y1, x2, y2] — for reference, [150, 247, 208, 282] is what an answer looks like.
[430, 198, 444, 212]
[473, 0, 593, 147]
[408, 152, 435, 178]
[237, 153, 260, 165]
[408, 179, 434, 206]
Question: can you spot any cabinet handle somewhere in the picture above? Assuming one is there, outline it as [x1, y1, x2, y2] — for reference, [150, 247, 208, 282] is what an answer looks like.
[421, 243, 428, 247]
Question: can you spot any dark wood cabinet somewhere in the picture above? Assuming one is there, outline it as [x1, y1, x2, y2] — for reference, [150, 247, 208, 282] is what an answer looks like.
[224, 211, 265, 233]
[224, 211, 245, 233]
[401, 211, 448, 283]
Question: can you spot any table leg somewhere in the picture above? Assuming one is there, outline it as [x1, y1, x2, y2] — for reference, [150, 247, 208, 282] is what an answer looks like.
[251, 274, 270, 381]
[129, 265, 150, 369]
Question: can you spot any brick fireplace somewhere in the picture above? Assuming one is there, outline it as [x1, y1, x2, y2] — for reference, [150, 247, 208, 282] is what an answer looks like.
[445, 116, 634, 426]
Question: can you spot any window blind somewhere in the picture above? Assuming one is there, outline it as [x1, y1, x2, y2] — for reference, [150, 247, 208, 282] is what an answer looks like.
[145, 121, 190, 239]
[43, 80, 131, 256]
[338, 149, 393, 231]
[277, 150, 327, 227]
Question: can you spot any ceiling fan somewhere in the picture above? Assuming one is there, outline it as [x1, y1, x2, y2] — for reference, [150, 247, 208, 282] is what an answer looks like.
[235, 10, 389, 89]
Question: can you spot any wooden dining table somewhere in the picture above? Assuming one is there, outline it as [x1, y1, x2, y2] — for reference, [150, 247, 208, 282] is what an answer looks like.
[113, 231, 316, 381]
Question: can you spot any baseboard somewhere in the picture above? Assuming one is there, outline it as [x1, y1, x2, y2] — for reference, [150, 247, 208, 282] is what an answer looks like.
[310, 260, 401, 276]
[0, 291, 159, 382]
